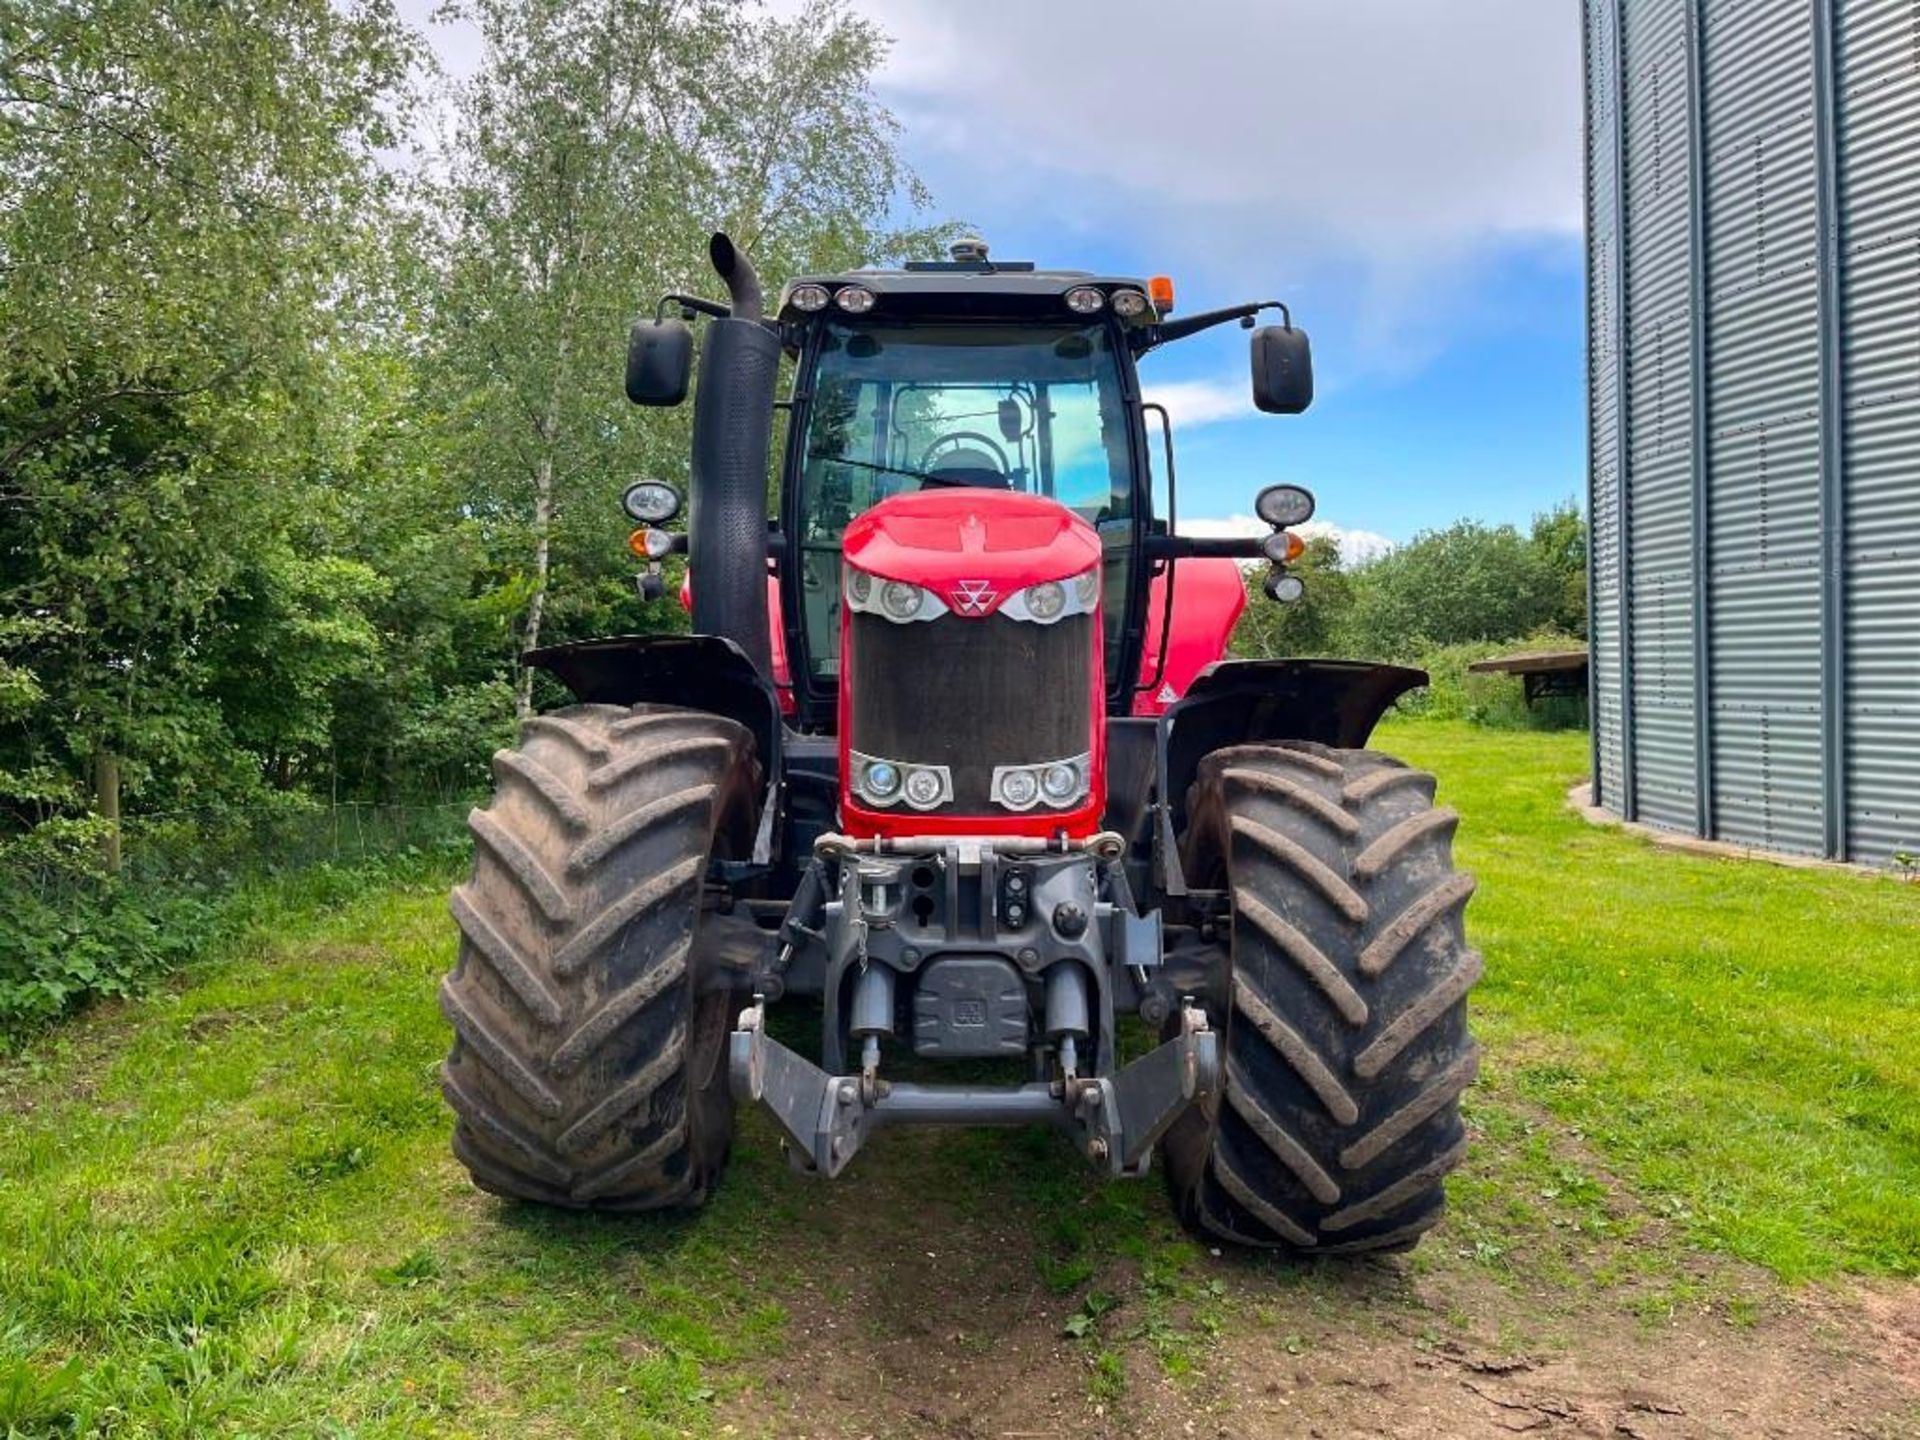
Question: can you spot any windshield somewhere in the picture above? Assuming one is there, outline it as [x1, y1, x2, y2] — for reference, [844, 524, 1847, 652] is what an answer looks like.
[794, 321, 1137, 682]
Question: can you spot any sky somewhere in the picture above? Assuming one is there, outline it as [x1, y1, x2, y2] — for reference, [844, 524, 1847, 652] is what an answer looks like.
[400, 0, 1588, 560]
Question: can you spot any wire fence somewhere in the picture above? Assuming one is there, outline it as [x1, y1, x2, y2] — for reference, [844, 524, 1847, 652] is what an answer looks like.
[3, 798, 476, 904]
[0, 798, 477, 1038]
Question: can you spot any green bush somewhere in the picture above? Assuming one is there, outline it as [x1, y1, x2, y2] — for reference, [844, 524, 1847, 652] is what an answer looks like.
[1396, 632, 1589, 732]
[0, 803, 469, 1048]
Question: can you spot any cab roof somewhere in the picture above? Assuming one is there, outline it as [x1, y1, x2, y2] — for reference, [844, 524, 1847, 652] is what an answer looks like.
[774, 264, 1161, 326]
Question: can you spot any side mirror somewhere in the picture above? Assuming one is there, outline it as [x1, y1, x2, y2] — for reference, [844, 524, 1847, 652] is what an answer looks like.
[1250, 324, 1313, 415]
[626, 318, 693, 407]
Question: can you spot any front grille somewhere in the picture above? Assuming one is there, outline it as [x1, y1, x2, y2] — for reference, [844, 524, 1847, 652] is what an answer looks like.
[849, 611, 1092, 811]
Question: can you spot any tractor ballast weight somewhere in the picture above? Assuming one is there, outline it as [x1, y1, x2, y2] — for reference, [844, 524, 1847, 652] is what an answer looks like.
[443, 235, 1481, 1257]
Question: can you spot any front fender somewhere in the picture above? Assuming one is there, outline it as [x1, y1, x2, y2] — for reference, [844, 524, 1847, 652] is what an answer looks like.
[522, 634, 784, 857]
[1152, 658, 1427, 894]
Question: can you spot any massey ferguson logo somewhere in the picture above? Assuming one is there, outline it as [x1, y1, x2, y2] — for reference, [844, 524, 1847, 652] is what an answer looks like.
[951, 579, 997, 616]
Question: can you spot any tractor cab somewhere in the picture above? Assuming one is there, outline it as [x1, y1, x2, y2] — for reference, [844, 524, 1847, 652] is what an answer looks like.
[783, 308, 1140, 714]
[770, 247, 1310, 737]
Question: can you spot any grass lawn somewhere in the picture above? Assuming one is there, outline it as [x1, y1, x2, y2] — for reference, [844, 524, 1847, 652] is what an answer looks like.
[0, 721, 1915, 1437]
[1393, 722, 1920, 1282]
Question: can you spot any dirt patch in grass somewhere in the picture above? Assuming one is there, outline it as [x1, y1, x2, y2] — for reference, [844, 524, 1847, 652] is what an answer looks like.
[1192, 1271, 1915, 1439]
[713, 1125, 1919, 1440]
[1855, 1282, 1920, 1396]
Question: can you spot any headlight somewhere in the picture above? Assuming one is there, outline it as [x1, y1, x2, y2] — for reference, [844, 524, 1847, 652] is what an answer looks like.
[1264, 572, 1307, 605]
[834, 285, 877, 314]
[790, 283, 830, 312]
[844, 567, 946, 623]
[1023, 580, 1066, 621]
[991, 754, 1090, 811]
[864, 760, 901, 799]
[999, 568, 1099, 625]
[1064, 286, 1105, 314]
[903, 767, 950, 810]
[999, 769, 1040, 809]
[621, 480, 683, 524]
[881, 580, 924, 621]
[1110, 288, 1149, 318]
[1041, 762, 1080, 801]
[851, 752, 950, 809]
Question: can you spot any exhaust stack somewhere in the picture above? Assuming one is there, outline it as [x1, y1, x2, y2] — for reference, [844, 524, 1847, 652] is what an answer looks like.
[708, 232, 764, 323]
[687, 232, 777, 681]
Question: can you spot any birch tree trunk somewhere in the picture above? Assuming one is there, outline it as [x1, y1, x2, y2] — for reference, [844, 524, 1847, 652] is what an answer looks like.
[515, 440, 557, 720]
[514, 253, 579, 721]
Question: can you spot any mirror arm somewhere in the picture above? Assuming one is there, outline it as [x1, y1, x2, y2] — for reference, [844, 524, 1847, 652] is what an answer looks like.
[1145, 534, 1266, 562]
[1135, 299, 1291, 351]
[656, 292, 731, 322]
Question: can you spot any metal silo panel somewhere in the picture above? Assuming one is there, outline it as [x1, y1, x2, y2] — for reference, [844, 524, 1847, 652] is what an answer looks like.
[1708, 707, 1827, 851]
[1589, 0, 1628, 808]
[1846, 559, 1920, 859]
[1836, 0, 1920, 250]
[1840, 239, 1920, 407]
[1623, 0, 1700, 829]
[1838, 0, 1920, 863]
[1701, 0, 1826, 853]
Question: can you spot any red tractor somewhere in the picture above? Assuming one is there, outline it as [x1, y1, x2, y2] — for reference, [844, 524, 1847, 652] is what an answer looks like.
[439, 235, 1480, 1254]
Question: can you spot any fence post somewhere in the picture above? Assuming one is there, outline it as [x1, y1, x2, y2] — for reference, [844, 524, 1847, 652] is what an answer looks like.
[92, 746, 122, 875]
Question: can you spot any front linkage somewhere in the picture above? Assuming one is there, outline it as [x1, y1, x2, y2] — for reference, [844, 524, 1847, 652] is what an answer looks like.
[728, 831, 1219, 1178]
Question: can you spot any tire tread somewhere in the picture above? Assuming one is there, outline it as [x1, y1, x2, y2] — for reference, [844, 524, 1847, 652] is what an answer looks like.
[1166, 743, 1482, 1255]
[441, 703, 754, 1210]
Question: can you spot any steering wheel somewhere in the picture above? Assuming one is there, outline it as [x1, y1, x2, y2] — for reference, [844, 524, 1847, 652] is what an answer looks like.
[918, 430, 1011, 482]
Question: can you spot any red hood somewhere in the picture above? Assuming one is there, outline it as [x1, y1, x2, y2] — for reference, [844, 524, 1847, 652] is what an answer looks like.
[840, 490, 1103, 618]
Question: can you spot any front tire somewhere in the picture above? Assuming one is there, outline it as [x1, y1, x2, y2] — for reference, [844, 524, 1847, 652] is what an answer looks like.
[1163, 742, 1482, 1254]
[440, 703, 758, 1211]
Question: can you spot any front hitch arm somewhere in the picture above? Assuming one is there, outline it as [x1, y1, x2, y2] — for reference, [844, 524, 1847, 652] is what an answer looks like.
[1078, 1005, 1219, 1176]
[728, 999, 1219, 1179]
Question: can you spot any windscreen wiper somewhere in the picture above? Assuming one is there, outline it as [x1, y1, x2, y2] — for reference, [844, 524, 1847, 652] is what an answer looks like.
[816, 455, 997, 489]
[815, 455, 934, 484]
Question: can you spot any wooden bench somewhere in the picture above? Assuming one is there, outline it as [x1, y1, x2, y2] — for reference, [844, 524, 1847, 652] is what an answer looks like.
[1466, 648, 1590, 708]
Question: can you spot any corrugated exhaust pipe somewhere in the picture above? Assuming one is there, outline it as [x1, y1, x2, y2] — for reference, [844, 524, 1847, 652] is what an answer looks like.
[688, 231, 777, 682]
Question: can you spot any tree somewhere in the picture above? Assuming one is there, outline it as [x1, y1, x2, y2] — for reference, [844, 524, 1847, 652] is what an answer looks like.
[0, 0, 415, 835]
[1529, 499, 1588, 638]
[1341, 519, 1568, 659]
[1231, 534, 1354, 659]
[427, 0, 946, 716]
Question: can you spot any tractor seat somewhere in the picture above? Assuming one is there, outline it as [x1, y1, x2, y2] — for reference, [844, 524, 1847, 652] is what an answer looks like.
[923, 447, 1011, 490]
[924, 466, 1011, 490]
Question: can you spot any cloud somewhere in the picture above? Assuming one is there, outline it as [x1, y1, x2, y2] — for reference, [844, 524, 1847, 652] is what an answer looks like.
[1139, 377, 1254, 430]
[1302, 521, 1396, 567]
[865, 1, 1579, 242]
[855, 0, 1581, 366]
[1176, 514, 1394, 568]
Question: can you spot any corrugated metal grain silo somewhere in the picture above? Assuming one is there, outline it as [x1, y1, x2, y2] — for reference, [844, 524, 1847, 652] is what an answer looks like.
[1585, 0, 1920, 863]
